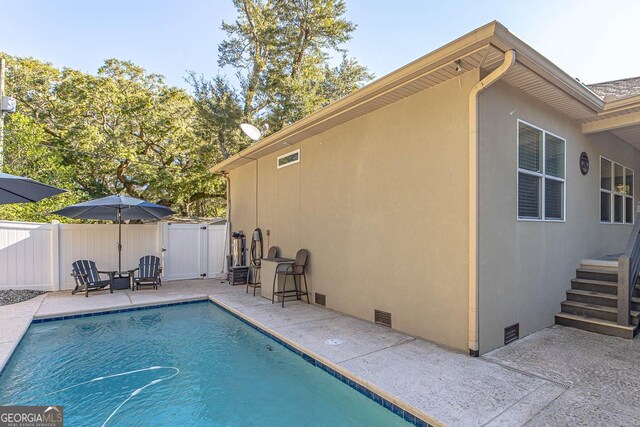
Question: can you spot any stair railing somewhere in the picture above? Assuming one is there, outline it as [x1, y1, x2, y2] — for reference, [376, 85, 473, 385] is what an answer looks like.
[617, 212, 640, 326]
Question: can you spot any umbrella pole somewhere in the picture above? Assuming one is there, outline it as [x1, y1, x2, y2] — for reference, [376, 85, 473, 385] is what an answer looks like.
[118, 208, 122, 272]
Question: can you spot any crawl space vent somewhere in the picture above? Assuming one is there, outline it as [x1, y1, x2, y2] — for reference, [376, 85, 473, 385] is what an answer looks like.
[315, 293, 326, 306]
[374, 310, 392, 328]
[504, 323, 519, 345]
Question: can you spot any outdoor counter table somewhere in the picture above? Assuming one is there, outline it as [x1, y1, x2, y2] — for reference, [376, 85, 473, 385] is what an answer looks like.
[261, 257, 295, 301]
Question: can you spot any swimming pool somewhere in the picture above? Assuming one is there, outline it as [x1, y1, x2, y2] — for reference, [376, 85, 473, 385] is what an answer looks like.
[0, 301, 411, 426]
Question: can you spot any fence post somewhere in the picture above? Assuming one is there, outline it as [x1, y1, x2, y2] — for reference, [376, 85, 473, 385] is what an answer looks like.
[51, 220, 60, 291]
[159, 222, 168, 278]
[200, 222, 208, 279]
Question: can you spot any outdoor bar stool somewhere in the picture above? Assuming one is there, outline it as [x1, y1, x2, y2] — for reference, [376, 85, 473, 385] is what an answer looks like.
[247, 246, 279, 296]
[272, 249, 309, 307]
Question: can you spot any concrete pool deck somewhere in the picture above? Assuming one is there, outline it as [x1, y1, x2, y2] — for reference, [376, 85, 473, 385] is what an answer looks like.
[0, 279, 638, 426]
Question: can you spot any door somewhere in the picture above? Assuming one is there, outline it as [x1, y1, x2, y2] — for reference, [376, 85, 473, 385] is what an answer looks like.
[207, 224, 227, 277]
[163, 223, 207, 280]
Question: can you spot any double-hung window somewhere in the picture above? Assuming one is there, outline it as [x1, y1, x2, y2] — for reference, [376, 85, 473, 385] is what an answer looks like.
[600, 157, 634, 224]
[517, 120, 566, 221]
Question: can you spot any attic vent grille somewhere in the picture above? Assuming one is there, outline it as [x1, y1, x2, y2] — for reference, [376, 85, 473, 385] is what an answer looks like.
[374, 310, 392, 328]
[504, 323, 520, 345]
[315, 293, 326, 306]
[277, 149, 300, 169]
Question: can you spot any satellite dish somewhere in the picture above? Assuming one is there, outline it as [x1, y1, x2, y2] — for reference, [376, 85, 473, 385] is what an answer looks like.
[240, 123, 262, 141]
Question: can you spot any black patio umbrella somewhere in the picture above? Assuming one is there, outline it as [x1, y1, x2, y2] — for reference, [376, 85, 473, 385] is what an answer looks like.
[0, 172, 66, 204]
[53, 195, 175, 272]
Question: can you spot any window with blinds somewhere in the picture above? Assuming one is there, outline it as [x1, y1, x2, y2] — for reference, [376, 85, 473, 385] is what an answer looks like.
[600, 156, 634, 224]
[517, 121, 566, 221]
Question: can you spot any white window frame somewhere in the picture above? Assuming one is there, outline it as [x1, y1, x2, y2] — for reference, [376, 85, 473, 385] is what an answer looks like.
[599, 156, 634, 225]
[276, 149, 300, 169]
[517, 119, 567, 222]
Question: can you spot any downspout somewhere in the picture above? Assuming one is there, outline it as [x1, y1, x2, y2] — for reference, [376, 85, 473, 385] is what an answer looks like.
[468, 49, 516, 357]
[224, 171, 231, 271]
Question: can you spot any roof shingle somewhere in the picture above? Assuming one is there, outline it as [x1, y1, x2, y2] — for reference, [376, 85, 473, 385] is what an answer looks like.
[587, 76, 640, 101]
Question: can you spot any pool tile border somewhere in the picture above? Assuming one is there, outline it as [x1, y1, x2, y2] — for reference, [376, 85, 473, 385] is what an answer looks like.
[5, 296, 434, 426]
[31, 299, 208, 323]
[207, 298, 434, 427]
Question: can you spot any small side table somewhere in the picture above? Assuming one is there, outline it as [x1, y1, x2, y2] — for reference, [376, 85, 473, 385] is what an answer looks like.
[111, 272, 131, 291]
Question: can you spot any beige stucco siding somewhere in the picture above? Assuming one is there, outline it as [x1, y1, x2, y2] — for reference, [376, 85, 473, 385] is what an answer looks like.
[229, 70, 480, 351]
[477, 81, 640, 353]
[229, 162, 257, 237]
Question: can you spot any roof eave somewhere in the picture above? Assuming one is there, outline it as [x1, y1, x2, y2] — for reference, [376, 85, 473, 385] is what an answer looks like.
[602, 93, 640, 113]
[489, 23, 605, 112]
[210, 21, 500, 173]
[211, 21, 607, 173]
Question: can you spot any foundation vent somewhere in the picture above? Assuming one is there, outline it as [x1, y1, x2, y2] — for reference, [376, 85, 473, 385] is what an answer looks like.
[315, 293, 326, 306]
[504, 323, 520, 345]
[374, 310, 392, 328]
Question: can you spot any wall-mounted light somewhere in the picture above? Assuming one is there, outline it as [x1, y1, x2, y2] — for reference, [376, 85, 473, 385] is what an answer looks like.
[454, 60, 463, 74]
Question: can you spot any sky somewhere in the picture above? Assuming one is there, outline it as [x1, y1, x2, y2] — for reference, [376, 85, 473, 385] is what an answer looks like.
[2, 0, 640, 92]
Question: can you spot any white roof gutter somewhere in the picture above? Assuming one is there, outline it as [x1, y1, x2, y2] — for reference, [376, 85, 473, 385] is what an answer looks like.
[468, 49, 516, 357]
[490, 24, 604, 113]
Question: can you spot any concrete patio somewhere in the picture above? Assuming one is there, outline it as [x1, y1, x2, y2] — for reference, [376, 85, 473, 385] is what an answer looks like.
[0, 279, 638, 426]
[484, 325, 640, 426]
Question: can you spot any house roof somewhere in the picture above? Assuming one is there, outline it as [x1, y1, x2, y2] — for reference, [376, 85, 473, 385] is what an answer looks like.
[587, 77, 640, 101]
[211, 21, 638, 173]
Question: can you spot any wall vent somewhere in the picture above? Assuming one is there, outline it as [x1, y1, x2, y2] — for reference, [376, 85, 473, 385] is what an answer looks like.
[374, 310, 392, 328]
[504, 323, 519, 345]
[315, 293, 326, 306]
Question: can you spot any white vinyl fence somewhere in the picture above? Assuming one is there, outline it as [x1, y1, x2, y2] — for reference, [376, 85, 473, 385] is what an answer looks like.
[0, 220, 227, 291]
[163, 223, 227, 281]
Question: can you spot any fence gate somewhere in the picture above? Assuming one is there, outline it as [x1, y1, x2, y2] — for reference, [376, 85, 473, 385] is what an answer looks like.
[207, 224, 227, 277]
[163, 222, 227, 281]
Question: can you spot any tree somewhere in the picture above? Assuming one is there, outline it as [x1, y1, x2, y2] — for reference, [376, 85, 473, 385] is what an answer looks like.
[0, 0, 372, 221]
[188, 73, 245, 160]
[0, 112, 83, 222]
[192, 0, 372, 159]
[3, 54, 227, 219]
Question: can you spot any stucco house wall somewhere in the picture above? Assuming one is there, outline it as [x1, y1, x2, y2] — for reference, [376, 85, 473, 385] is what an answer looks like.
[477, 81, 640, 353]
[229, 163, 257, 235]
[228, 69, 481, 351]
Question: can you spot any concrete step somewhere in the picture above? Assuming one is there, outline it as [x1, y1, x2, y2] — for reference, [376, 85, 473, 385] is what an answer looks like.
[570, 278, 618, 295]
[566, 289, 617, 308]
[555, 312, 637, 339]
[581, 258, 619, 270]
[575, 268, 618, 283]
[571, 278, 640, 298]
[561, 300, 640, 324]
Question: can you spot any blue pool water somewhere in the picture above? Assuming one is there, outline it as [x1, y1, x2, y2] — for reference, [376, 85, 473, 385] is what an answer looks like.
[0, 302, 409, 426]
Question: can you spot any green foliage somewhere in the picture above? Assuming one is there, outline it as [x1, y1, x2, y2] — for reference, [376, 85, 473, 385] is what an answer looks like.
[0, 113, 83, 222]
[192, 0, 373, 154]
[0, 0, 371, 222]
[188, 74, 246, 160]
[3, 55, 227, 220]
